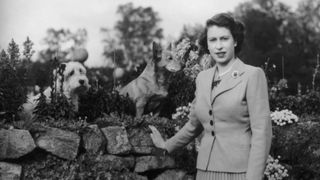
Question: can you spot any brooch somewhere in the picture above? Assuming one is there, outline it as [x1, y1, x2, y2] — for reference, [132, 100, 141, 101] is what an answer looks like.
[231, 70, 239, 79]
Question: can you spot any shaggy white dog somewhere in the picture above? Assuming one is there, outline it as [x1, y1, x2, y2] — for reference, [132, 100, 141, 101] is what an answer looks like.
[20, 61, 90, 120]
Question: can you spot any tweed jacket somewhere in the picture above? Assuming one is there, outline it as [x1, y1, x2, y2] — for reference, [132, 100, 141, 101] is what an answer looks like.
[165, 59, 272, 180]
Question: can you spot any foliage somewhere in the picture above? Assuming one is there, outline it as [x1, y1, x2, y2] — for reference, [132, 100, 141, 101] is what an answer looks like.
[0, 39, 30, 121]
[167, 71, 196, 109]
[234, 0, 320, 93]
[38, 28, 87, 62]
[33, 59, 76, 120]
[23, 36, 35, 62]
[22, 149, 78, 180]
[269, 91, 320, 117]
[102, 2, 163, 67]
[271, 116, 320, 180]
[34, 90, 76, 120]
[178, 24, 204, 44]
[78, 85, 136, 121]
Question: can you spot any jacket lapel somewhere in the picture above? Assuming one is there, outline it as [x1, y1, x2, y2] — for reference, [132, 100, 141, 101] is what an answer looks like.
[210, 59, 245, 105]
[204, 67, 216, 106]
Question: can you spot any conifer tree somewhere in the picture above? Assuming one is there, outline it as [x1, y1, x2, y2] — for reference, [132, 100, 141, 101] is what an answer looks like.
[23, 37, 35, 62]
[7, 39, 20, 66]
[0, 50, 9, 64]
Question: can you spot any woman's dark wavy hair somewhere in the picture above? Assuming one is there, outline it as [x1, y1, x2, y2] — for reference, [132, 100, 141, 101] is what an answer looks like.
[199, 13, 245, 55]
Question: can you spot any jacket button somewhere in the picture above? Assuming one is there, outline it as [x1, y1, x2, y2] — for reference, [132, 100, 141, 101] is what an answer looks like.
[210, 120, 214, 126]
[209, 110, 212, 115]
[211, 131, 215, 136]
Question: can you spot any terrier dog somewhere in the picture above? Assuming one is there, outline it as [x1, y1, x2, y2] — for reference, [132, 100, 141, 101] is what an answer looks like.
[119, 42, 182, 117]
[20, 61, 90, 120]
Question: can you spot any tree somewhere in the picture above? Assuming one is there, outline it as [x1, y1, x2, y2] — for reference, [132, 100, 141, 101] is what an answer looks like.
[0, 50, 9, 63]
[178, 24, 204, 44]
[0, 40, 28, 120]
[23, 36, 35, 62]
[39, 28, 88, 62]
[102, 3, 163, 67]
[7, 39, 20, 66]
[234, 0, 320, 93]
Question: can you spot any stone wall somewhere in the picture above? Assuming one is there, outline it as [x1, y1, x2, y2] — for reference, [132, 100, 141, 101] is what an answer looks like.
[0, 123, 195, 180]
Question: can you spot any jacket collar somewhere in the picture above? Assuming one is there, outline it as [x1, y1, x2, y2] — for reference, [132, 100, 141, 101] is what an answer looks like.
[209, 58, 245, 105]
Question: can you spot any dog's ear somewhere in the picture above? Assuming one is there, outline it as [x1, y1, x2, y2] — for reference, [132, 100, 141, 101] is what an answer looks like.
[166, 42, 173, 50]
[152, 42, 162, 62]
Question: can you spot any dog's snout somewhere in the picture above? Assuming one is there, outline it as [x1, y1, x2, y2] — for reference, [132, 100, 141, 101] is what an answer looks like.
[79, 79, 85, 85]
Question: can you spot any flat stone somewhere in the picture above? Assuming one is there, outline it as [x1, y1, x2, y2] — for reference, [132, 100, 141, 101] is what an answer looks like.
[127, 128, 155, 154]
[0, 129, 36, 159]
[97, 171, 148, 180]
[0, 162, 22, 180]
[35, 127, 80, 160]
[95, 154, 135, 171]
[82, 124, 106, 154]
[101, 126, 131, 155]
[154, 169, 187, 180]
[135, 155, 175, 173]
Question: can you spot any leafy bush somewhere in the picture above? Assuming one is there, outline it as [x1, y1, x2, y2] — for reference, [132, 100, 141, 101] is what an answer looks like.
[167, 71, 196, 109]
[271, 115, 320, 180]
[270, 91, 320, 117]
[33, 59, 77, 120]
[78, 86, 136, 122]
[0, 39, 31, 122]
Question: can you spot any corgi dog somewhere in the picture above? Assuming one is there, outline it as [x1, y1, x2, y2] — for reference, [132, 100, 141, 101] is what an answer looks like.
[119, 42, 182, 117]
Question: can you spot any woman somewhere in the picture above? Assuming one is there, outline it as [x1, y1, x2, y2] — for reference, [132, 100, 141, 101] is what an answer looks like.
[149, 13, 272, 180]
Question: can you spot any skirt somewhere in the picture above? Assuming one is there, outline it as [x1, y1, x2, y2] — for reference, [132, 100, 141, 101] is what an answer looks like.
[196, 169, 246, 180]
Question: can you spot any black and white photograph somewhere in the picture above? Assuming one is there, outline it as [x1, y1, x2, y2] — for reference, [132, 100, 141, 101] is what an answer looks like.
[0, 0, 319, 179]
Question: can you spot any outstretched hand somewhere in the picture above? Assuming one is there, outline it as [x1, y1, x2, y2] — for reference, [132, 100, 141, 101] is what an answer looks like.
[149, 125, 166, 149]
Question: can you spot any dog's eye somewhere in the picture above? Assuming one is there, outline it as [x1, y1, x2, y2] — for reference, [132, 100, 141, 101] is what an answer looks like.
[167, 56, 173, 60]
[69, 70, 74, 76]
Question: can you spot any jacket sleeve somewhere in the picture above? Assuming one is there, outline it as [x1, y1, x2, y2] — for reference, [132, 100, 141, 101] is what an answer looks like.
[246, 68, 273, 180]
[164, 73, 204, 153]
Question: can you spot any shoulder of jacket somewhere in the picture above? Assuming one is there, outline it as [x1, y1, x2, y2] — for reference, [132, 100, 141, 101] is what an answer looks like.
[243, 64, 264, 75]
[199, 67, 213, 77]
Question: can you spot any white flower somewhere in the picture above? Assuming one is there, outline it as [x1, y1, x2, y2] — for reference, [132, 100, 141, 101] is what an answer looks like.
[265, 155, 289, 180]
[270, 109, 298, 126]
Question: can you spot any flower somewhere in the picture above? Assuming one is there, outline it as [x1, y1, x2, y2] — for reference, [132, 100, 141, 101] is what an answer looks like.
[264, 155, 289, 180]
[270, 109, 298, 126]
[231, 70, 239, 79]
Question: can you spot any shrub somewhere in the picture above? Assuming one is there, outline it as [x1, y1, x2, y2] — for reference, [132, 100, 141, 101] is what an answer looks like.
[78, 86, 135, 122]
[271, 115, 320, 179]
[33, 59, 77, 120]
[0, 39, 30, 122]
[269, 91, 320, 117]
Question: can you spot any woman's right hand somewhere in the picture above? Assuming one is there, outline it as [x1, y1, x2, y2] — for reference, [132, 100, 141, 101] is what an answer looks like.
[149, 125, 166, 149]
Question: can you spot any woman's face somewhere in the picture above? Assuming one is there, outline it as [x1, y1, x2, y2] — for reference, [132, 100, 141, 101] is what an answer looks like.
[207, 25, 236, 65]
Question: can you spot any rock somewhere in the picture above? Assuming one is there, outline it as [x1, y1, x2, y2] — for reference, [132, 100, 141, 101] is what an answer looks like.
[154, 169, 187, 180]
[127, 128, 155, 154]
[0, 162, 22, 180]
[101, 126, 132, 155]
[82, 124, 106, 154]
[0, 129, 36, 159]
[35, 127, 80, 160]
[95, 154, 135, 171]
[135, 155, 175, 173]
[183, 174, 196, 180]
[97, 171, 148, 180]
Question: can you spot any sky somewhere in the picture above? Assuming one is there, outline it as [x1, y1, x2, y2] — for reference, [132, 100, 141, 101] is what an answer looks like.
[0, 0, 300, 67]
